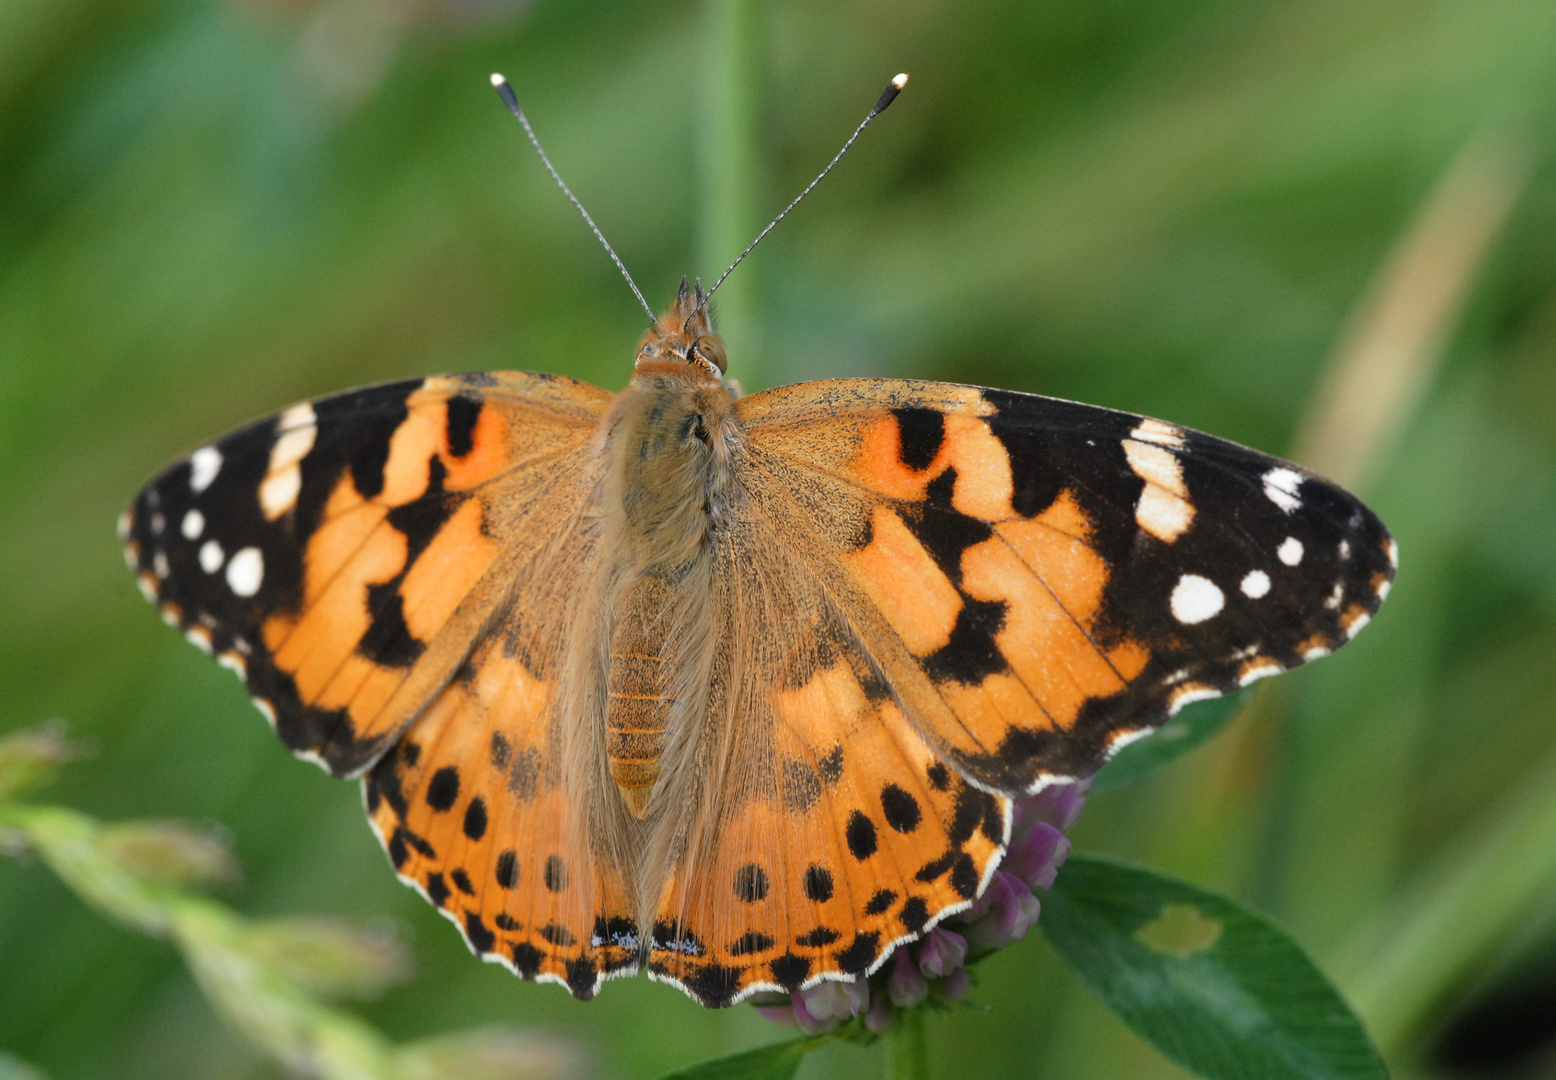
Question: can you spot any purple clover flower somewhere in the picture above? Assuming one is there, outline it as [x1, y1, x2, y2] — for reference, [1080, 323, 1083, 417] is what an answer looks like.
[754, 778, 1089, 1031]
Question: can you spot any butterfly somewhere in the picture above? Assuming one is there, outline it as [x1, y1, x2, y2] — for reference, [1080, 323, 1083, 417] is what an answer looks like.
[120, 75, 1395, 1009]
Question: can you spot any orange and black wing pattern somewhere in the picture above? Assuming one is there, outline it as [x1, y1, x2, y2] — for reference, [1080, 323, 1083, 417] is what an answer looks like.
[361, 627, 641, 1001]
[121, 371, 611, 777]
[641, 524, 1011, 1006]
[738, 379, 1396, 795]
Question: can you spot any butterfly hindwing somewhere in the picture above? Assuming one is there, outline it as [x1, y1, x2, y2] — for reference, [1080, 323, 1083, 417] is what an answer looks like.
[643, 519, 1010, 1006]
[364, 631, 639, 1000]
[122, 372, 613, 776]
[738, 378, 1396, 793]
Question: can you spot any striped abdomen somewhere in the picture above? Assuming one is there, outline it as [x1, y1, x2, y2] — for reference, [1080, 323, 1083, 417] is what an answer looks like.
[606, 572, 676, 818]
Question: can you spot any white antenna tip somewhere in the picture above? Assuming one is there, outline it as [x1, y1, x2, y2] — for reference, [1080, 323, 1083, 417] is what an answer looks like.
[892, 73, 909, 89]
[490, 73, 507, 88]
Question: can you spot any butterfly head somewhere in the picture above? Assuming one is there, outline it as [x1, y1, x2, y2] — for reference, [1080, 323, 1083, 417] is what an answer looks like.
[635, 277, 727, 378]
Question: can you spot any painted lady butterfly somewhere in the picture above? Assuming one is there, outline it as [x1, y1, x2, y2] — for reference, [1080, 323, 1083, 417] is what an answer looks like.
[119, 77, 1395, 1009]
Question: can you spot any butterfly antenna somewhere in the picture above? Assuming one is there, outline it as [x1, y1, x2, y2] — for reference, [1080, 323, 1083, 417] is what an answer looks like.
[686, 72, 909, 332]
[491, 73, 657, 326]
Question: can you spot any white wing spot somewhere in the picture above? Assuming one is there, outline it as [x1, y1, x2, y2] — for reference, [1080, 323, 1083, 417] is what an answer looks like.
[1385, 538, 1399, 568]
[1135, 485, 1195, 544]
[1124, 439, 1194, 543]
[279, 401, 318, 431]
[259, 468, 303, 520]
[1377, 579, 1392, 601]
[1303, 644, 1331, 661]
[1263, 467, 1303, 513]
[199, 540, 225, 573]
[1129, 419, 1185, 448]
[1277, 537, 1304, 566]
[261, 418, 317, 520]
[1324, 582, 1345, 610]
[189, 447, 223, 494]
[1345, 612, 1371, 639]
[153, 551, 170, 579]
[226, 547, 264, 597]
[150, 512, 166, 535]
[1170, 574, 1224, 624]
[1338, 539, 1351, 560]
[218, 651, 247, 678]
[1240, 570, 1271, 599]
[181, 509, 205, 540]
[117, 511, 132, 541]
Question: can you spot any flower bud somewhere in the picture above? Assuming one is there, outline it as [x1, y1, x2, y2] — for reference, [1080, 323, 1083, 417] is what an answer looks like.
[916, 927, 967, 979]
[961, 871, 1042, 949]
[99, 820, 240, 891]
[887, 947, 929, 1008]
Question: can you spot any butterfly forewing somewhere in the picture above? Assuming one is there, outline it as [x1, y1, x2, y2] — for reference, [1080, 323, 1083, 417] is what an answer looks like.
[122, 372, 613, 776]
[737, 379, 1396, 793]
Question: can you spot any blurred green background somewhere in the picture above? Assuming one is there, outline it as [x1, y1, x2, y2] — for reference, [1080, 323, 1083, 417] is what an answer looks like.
[3, 0, 1556, 1077]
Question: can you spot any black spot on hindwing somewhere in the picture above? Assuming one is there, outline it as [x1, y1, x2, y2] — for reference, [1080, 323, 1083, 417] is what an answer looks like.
[464, 912, 496, 953]
[729, 932, 775, 956]
[900, 896, 929, 933]
[770, 953, 810, 990]
[426, 767, 459, 811]
[495, 850, 518, 889]
[835, 932, 880, 975]
[463, 796, 488, 840]
[734, 864, 770, 902]
[880, 784, 922, 833]
[864, 889, 897, 915]
[846, 811, 878, 860]
[803, 865, 834, 903]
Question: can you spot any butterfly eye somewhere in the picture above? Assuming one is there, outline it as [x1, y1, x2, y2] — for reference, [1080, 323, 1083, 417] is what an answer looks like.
[690, 335, 727, 375]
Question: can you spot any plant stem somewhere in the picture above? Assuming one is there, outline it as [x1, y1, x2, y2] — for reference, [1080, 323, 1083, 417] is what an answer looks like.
[887, 1010, 929, 1080]
[697, 0, 762, 372]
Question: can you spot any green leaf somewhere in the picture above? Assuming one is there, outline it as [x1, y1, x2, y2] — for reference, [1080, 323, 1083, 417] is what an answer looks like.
[1042, 854, 1386, 1080]
[1089, 693, 1246, 793]
[652, 1039, 821, 1080]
